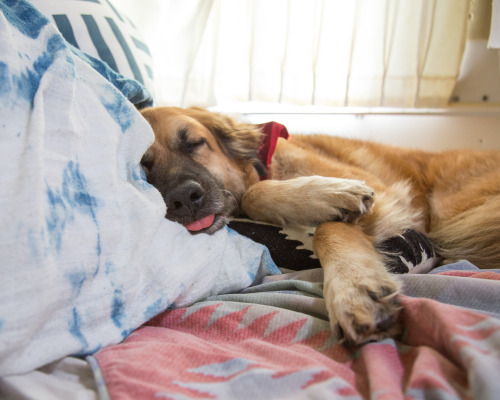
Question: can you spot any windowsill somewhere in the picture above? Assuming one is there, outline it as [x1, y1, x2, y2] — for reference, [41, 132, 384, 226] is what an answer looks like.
[209, 102, 500, 151]
[210, 102, 500, 117]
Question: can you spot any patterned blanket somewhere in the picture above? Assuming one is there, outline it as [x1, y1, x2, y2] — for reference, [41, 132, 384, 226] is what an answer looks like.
[92, 263, 500, 399]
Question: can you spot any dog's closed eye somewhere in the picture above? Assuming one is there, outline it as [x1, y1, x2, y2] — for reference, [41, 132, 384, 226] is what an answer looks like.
[178, 127, 208, 155]
[183, 138, 207, 154]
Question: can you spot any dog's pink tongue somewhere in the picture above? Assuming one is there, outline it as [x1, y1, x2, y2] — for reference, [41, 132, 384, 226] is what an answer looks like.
[184, 214, 215, 232]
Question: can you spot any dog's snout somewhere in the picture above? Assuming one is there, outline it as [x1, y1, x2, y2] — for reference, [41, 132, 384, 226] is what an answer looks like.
[166, 180, 204, 215]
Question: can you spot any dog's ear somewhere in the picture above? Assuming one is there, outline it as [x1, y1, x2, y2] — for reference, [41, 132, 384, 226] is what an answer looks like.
[184, 107, 263, 162]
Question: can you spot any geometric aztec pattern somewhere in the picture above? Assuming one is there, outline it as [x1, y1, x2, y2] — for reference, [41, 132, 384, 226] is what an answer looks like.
[94, 294, 500, 399]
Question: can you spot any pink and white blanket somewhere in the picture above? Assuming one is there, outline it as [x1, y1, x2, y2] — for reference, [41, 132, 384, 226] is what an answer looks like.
[91, 264, 500, 399]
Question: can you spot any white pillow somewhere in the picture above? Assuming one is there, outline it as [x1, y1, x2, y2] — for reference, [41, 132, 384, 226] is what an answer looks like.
[0, 0, 278, 376]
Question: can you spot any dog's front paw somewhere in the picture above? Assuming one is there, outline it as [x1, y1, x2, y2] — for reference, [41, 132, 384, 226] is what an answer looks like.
[241, 176, 375, 227]
[309, 176, 375, 224]
[324, 269, 401, 346]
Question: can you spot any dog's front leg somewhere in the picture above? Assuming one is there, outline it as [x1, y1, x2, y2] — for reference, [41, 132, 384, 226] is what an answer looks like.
[241, 176, 374, 227]
[313, 222, 401, 345]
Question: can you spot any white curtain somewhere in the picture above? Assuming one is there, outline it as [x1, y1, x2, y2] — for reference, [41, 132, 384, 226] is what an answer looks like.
[120, 0, 471, 108]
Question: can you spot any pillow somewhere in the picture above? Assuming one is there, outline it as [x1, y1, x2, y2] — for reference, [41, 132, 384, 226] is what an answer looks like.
[0, 0, 278, 376]
[30, 0, 155, 97]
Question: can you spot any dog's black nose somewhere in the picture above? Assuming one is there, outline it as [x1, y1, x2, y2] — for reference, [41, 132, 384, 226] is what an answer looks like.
[165, 180, 204, 216]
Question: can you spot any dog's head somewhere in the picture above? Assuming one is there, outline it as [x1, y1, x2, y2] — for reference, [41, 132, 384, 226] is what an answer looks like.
[140, 107, 263, 234]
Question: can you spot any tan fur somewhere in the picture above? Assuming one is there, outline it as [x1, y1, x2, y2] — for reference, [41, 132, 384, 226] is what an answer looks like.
[141, 106, 500, 346]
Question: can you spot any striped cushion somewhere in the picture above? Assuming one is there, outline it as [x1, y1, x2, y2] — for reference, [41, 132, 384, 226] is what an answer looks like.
[31, 0, 155, 96]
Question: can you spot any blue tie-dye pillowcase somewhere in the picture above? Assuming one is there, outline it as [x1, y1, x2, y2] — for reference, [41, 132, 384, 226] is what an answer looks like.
[30, 0, 155, 97]
[0, 1, 279, 376]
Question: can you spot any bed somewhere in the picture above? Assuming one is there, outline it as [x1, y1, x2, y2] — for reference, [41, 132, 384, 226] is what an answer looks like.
[1, 1, 499, 399]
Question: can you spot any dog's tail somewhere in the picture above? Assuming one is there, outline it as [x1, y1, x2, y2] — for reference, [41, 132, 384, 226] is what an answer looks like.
[429, 196, 500, 269]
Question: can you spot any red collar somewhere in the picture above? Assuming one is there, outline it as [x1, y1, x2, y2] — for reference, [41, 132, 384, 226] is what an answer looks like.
[256, 121, 289, 179]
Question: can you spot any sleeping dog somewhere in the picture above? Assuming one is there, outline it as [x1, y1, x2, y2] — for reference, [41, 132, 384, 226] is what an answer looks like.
[140, 106, 500, 345]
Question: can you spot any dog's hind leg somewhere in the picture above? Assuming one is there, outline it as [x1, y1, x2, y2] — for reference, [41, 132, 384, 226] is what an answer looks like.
[313, 222, 402, 345]
[429, 196, 500, 269]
